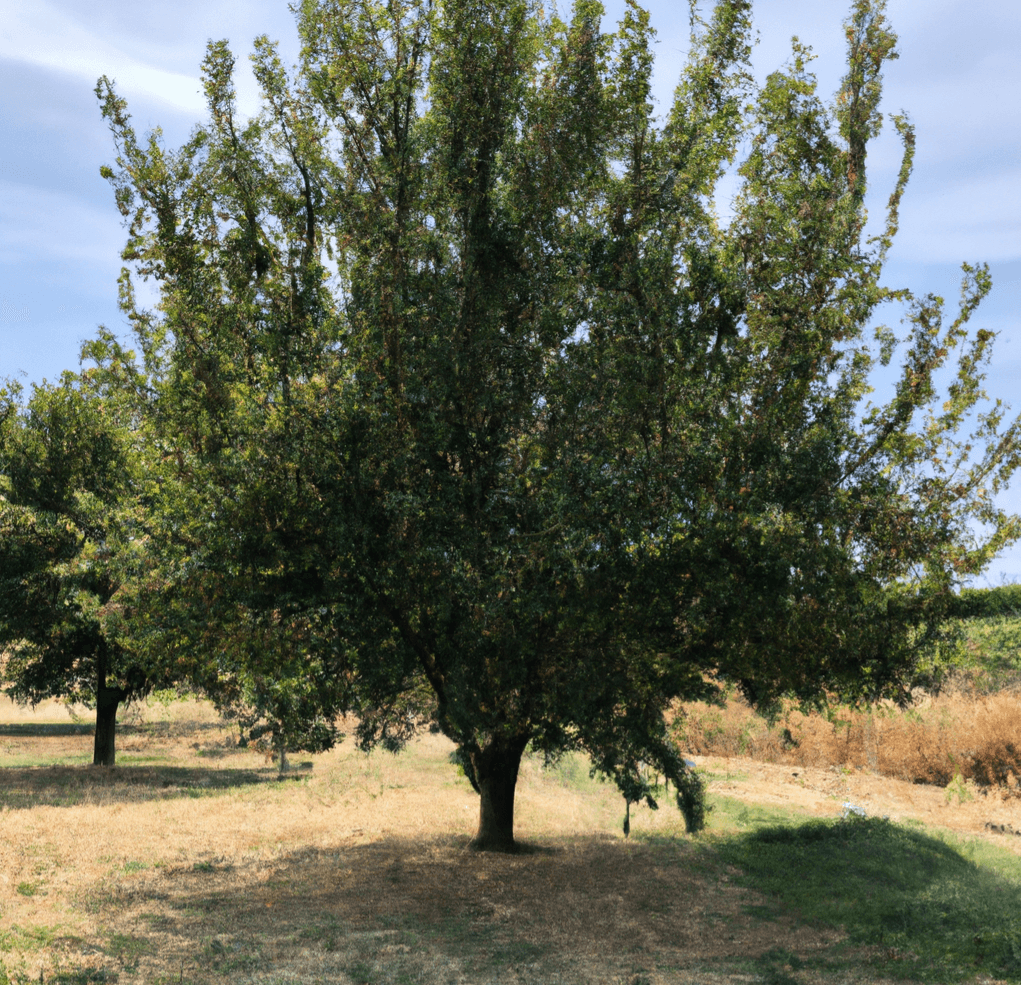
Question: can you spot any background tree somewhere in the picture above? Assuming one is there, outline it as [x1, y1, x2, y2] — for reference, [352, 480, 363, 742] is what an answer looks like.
[95, 0, 1019, 848]
[0, 332, 340, 768]
[0, 353, 166, 766]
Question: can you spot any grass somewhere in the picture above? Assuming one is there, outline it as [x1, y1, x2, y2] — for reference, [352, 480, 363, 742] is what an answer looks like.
[672, 613, 1021, 792]
[708, 815, 1021, 983]
[0, 695, 1019, 984]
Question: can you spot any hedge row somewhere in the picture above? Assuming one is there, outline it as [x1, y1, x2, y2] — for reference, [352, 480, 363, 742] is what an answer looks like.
[950, 584, 1021, 620]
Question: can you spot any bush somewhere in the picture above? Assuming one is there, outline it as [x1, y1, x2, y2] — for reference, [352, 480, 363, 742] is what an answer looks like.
[951, 584, 1021, 620]
[672, 690, 1021, 789]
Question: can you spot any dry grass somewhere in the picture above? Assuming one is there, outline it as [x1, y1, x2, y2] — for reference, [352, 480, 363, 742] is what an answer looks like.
[0, 697, 886, 985]
[673, 687, 1022, 791]
[1, 695, 1018, 984]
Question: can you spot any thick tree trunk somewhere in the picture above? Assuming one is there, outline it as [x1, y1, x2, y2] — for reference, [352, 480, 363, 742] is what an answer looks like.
[93, 685, 125, 766]
[470, 735, 530, 852]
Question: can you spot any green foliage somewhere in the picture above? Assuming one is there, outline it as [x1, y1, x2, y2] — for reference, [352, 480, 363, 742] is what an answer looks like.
[943, 771, 973, 805]
[953, 583, 1021, 619]
[0, 369, 166, 730]
[916, 609, 1022, 694]
[958, 613, 1021, 692]
[91, 0, 1019, 841]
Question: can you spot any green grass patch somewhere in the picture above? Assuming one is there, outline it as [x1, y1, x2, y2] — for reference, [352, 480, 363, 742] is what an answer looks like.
[704, 793, 817, 833]
[106, 932, 151, 964]
[711, 813, 1021, 983]
[0, 753, 91, 769]
[49, 965, 116, 984]
[3, 924, 59, 949]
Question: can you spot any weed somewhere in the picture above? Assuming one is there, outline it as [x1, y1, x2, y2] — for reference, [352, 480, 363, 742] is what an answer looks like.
[944, 771, 974, 804]
[16, 882, 38, 897]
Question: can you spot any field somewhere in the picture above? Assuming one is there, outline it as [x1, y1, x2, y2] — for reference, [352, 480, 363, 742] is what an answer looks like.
[1, 690, 1019, 985]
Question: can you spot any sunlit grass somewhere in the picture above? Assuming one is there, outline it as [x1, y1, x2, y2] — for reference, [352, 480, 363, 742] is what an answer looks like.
[1, 694, 1018, 985]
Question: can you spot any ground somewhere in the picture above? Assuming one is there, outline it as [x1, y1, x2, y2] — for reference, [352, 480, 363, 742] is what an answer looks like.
[0, 696, 1018, 984]
[690, 753, 1021, 844]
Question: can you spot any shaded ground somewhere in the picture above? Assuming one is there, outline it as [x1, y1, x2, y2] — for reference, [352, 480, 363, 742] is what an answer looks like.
[3, 829, 862, 985]
[0, 697, 1018, 984]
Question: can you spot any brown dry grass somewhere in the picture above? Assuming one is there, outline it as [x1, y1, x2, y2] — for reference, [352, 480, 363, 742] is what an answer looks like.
[1, 695, 1018, 984]
[0, 696, 898, 985]
[673, 687, 1022, 790]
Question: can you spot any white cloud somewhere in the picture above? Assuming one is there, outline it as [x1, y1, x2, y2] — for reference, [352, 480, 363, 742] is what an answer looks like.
[1, 0, 206, 115]
[0, 0, 207, 114]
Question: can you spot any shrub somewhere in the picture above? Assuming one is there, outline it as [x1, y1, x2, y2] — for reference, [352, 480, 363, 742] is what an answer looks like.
[672, 690, 1021, 790]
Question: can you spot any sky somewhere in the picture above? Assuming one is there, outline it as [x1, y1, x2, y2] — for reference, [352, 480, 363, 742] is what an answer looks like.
[1, 0, 1019, 581]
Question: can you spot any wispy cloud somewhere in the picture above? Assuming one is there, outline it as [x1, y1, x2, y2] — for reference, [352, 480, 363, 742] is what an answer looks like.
[1, 0, 206, 114]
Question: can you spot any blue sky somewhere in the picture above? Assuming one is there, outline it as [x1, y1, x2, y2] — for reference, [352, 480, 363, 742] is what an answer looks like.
[1, 0, 1019, 580]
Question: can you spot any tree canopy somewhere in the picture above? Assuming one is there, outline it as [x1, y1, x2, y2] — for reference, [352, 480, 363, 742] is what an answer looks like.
[89, 0, 1019, 848]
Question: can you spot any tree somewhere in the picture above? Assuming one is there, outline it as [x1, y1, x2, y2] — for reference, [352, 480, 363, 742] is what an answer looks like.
[0, 356, 163, 765]
[96, 0, 1019, 849]
[1, 335, 347, 769]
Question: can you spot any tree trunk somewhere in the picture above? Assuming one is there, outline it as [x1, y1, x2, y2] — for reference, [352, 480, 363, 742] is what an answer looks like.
[470, 735, 530, 852]
[93, 685, 125, 766]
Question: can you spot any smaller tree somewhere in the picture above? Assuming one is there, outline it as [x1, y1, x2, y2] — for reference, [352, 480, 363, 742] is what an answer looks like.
[0, 353, 168, 765]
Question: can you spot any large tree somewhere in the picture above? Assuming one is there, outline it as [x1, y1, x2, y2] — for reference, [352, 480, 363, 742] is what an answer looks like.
[95, 0, 1019, 848]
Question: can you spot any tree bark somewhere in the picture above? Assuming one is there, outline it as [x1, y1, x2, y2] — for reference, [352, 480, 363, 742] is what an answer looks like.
[93, 685, 125, 766]
[469, 735, 530, 852]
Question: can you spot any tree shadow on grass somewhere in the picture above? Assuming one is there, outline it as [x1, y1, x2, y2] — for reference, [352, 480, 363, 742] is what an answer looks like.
[710, 815, 1021, 984]
[51, 835, 858, 985]
[0, 764, 307, 809]
[14, 821, 1018, 984]
[0, 719, 227, 738]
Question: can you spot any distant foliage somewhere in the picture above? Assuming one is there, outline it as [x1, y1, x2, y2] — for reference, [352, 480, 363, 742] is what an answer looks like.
[958, 614, 1021, 693]
[673, 688, 1021, 790]
[951, 585, 1021, 620]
